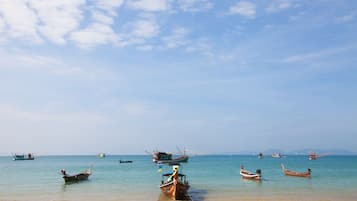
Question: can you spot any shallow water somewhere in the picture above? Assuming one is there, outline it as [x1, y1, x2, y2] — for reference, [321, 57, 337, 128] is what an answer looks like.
[0, 155, 356, 201]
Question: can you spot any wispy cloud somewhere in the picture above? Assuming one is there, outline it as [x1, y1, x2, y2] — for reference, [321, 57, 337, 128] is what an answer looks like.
[118, 16, 160, 47]
[185, 38, 213, 56]
[0, 49, 88, 76]
[266, 0, 296, 13]
[162, 27, 189, 49]
[131, 19, 160, 38]
[177, 0, 213, 12]
[70, 23, 120, 49]
[229, 1, 256, 18]
[282, 45, 357, 63]
[0, 104, 108, 125]
[126, 0, 169, 12]
[336, 13, 355, 23]
[94, 0, 124, 16]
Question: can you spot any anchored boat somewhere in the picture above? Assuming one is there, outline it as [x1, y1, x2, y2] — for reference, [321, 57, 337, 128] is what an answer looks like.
[60, 167, 92, 183]
[160, 165, 190, 200]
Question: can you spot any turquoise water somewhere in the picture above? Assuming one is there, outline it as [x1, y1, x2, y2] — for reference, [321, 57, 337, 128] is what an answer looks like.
[1, 155, 357, 201]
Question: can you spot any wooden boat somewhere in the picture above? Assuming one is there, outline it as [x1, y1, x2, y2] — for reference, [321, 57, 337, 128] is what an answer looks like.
[97, 153, 106, 158]
[12, 153, 35, 161]
[160, 166, 189, 200]
[60, 167, 92, 183]
[152, 151, 189, 164]
[309, 152, 328, 160]
[281, 164, 311, 178]
[272, 153, 282, 158]
[119, 160, 133, 163]
[240, 165, 261, 181]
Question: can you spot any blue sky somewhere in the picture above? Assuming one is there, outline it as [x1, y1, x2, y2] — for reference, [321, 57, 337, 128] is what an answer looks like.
[0, 0, 356, 155]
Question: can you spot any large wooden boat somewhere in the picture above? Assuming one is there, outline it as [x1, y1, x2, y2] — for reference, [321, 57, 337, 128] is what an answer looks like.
[160, 166, 189, 200]
[12, 153, 34, 161]
[60, 167, 92, 183]
[153, 151, 189, 164]
[281, 164, 311, 178]
[240, 165, 261, 181]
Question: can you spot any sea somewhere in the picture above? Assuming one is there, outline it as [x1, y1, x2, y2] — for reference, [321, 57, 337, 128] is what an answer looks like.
[1, 155, 357, 201]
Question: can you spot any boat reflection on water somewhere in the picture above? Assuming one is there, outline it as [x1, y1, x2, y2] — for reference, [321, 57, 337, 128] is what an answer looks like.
[157, 188, 207, 201]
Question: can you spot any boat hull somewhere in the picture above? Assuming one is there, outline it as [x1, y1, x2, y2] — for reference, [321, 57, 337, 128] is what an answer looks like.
[240, 170, 261, 181]
[160, 180, 189, 200]
[63, 173, 90, 183]
[281, 164, 311, 178]
[13, 158, 34, 161]
[154, 155, 189, 164]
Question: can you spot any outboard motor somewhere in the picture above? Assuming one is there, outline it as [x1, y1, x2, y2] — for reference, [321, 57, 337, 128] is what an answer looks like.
[256, 169, 262, 175]
[60, 169, 67, 176]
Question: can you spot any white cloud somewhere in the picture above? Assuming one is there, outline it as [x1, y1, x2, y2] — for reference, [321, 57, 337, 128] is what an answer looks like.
[162, 27, 189, 48]
[94, 0, 124, 16]
[0, 0, 41, 43]
[178, 0, 213, 12]
[127, 0, 169, 12]
[266, 0, 294, 13]
[0, 16, 6, 43]
[131, 19, 160, 38]
[28, 0, 85, 45]
[229, 1, 256, 18]
[70, 23, 120, 49]
[336, 13, 355, 23]
[92, 11, 115, 25]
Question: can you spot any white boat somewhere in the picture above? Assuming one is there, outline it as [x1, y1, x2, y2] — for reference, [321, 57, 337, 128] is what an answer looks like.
[239, 165, 261, 181]
[272, 153, 282, 158]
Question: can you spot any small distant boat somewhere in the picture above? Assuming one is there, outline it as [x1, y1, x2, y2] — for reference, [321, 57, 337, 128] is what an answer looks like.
[60, 167, 92, 183]
[152, 150, 189, 164]
[272, 153, 282, 158]
[160, 165, 190, 200]
[240, 165, 262, 181]
[97, 153, 106, 158]
[12, 153, 34, 161]
[258, 152, 264, 159]
[281, 164, 311, 178]
[119, 160, 133, 163]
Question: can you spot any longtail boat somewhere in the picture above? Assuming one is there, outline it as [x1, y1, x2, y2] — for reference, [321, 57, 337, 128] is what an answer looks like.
[281, 164, 311, 178]
[272, 153, 282, 158]
[60, 167, 92, 183]
[119, 160, 133, 163]
[240, 165, 261, 181]
[12, 153, 35, 161]
[160, 165, 189, 200]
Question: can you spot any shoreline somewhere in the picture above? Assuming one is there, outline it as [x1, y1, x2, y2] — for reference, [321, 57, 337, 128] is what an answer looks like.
[2, 190, 357, 201]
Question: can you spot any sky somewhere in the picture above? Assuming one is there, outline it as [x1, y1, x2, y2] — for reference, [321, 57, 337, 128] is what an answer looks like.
[0, 0, 356, 155]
